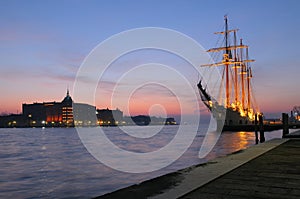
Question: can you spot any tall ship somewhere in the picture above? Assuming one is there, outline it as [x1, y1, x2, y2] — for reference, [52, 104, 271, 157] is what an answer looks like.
[198, 16, 259, 131]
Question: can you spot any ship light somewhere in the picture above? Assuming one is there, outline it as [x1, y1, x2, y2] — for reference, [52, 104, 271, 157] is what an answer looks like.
[209, 101, 213, 107]
[240, 110, 246, 117]
[231, 103, 238, 110]
[248, 110, 255, 121]
[231, 103, 236, 109]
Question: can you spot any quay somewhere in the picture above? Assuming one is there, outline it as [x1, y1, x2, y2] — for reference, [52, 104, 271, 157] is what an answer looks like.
[96, 131, 300, 199]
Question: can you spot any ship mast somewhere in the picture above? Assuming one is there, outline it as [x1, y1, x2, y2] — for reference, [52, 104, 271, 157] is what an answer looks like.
[240, 38, 245, 111]
[224, 15, 230, 108]
[199, 16, 258, 122]
[233, 30, 239, 107]
[246, 48, 251, 111]
[200, 16, 256, 120]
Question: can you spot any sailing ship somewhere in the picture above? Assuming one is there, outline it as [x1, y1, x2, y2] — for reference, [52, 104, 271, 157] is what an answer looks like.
[198, 16, 259, 131]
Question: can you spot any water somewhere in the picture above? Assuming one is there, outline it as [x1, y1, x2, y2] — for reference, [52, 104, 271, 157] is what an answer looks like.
[0, 126, 285, 198]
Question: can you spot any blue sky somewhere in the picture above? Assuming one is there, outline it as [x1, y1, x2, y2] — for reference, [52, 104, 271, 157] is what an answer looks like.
[1, 0, 300, 117]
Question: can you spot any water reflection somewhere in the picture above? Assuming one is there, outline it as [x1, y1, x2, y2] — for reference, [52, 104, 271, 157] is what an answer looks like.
[0, 127, 283, 198]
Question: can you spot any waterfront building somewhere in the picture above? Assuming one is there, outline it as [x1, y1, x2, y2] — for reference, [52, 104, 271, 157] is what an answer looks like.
[22, 90, 75, 127]
[0, 114, 26, 127]
[0, 90, 126, 127]
[0, 90, 177, 127]
[73, 103, 97, 126]
[96, 108, 123, 126]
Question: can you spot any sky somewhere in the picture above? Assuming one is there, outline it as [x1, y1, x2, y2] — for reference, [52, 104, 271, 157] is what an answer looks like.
[1, 0, 300, 118]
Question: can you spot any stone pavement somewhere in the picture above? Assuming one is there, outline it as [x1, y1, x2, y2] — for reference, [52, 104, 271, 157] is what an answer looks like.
[96, 138, 300, 199]
[284, 130, 300, 138]
[180, 139, 300, 199]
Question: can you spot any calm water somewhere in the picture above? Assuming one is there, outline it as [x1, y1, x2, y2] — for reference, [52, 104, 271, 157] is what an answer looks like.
[0, 126, 284, 198]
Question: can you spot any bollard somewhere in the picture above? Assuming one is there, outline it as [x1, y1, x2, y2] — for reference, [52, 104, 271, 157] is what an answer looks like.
[259, 114, 265, 143]
[282, 113, 289, 138]
[255, 113, 259, 144]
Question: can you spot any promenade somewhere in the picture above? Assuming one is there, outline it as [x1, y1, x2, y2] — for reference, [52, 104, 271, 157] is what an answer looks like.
[96, 132, 300, 199]
[180, 138, 300, 199]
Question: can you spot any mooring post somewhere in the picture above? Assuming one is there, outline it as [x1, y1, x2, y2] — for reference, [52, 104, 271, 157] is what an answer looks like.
[259, 114, 265, 143]
[255, 113, 259, 144]
[282, 113, 289, 138]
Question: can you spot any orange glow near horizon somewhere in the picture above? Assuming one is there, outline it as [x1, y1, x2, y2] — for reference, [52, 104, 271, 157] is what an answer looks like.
[0, 85, 297, 118]
[128, 84, 181, 116]
[0, 91, 296, 118]
[95, 82, 184, 117]
[128, 95, 181, 117]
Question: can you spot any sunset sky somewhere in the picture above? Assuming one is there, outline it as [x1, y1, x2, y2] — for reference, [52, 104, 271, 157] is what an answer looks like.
[1, 0, 300, 118]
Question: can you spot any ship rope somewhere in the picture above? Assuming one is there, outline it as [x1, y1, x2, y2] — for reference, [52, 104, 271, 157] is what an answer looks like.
[250, 81, 260, 113]
[218, 67, 225, 103]
[212, 35, 226, 103]
[230, 65, 235, 102]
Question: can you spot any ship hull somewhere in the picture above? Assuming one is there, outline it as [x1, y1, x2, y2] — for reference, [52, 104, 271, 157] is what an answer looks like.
[210, 104, 255, 132]
[198, 80, 257, 132]
[222, 124, 283, 132]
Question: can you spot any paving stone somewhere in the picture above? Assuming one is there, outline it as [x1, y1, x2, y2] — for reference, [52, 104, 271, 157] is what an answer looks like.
[181, 139, 300, 199]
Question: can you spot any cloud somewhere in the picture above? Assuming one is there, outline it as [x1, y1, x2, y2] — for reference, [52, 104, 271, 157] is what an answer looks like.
[0, 26, 54, 42]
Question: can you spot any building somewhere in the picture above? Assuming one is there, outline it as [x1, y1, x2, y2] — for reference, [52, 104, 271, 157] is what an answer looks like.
[96, 108, 123, 126]
[73, 103, 97, 126]
[0, 90, 125, 127]
[0, 114, 26, 127]
[0, 90, 177, 127]
[22, 90, 75, 127]
[123, 115, 177, 126]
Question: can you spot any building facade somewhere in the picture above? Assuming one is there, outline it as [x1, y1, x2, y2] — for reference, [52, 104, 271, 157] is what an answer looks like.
[96, 108, 123, 126]
[8, 90, 124, 127]
[22, 90, 74, 127]
[0, 90, 177, 127]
